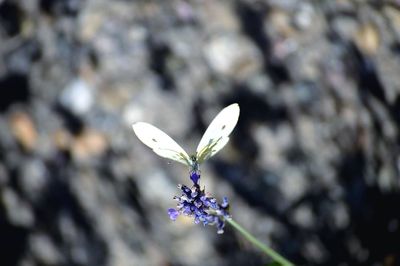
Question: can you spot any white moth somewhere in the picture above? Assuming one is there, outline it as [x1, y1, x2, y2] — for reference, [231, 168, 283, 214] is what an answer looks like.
[132, 103, 240, 171]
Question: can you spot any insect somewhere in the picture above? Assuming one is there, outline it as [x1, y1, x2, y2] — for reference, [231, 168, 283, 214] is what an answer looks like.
[132, 103, 240, 172]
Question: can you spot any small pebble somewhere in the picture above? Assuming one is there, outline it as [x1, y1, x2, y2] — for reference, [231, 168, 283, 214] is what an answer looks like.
[9, 111, 38, 151]
[60, 79, 94, 116]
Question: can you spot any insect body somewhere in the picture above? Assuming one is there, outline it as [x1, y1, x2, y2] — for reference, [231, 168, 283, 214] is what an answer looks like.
[132, 103, 240, 172]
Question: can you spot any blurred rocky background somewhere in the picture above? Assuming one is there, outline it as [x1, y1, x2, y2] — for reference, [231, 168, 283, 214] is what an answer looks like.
[1, 0, 400, 265]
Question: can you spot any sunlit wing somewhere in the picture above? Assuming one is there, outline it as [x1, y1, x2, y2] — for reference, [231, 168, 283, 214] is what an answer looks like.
[196, 103, 240, 164]
[132, 122, 191, 166]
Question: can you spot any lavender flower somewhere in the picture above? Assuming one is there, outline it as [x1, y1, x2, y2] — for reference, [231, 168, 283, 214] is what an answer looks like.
[168, 171, 230, 234]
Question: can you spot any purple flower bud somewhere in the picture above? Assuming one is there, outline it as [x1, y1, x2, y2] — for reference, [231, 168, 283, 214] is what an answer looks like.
[190, 171, 200, 184]
[191, 190, 198, 198]
[168, 208, 179, 221]
[221, 197, 229, 208]
[194, 200, 202, 208]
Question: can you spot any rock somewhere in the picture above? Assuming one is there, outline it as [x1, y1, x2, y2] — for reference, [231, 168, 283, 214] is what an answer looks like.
[269, 8, 295, 37]
[19, 158, 49, 202]
[384, 5, 400, 39]
[2, 188, 34, 227]
[29, 233, 62, 265]
[71, 128, 108, 161]
[0, 163, 7, 185]
[354, 23, 380, 56]
[291, 204, 315, 228]
[203, 33, 262, 79]
[9, 110, 38, 151]
[174, 0, 196, 23]
[331, 202, 349, 229]
[302, 237, 327, 264]
[293, 3, 315, 30]
[331, 16, 358, 41]
[60, 78, 94, 116]
[53, 128, 72, 151]
[199, 1, 239, 33]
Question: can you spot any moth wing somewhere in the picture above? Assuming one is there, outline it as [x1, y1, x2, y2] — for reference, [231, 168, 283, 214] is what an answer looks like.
[196, 103, 240, 163]
[132, 122, 191, 166]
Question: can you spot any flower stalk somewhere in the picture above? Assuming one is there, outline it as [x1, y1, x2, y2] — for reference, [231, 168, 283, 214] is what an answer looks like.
[226, 218, 294, 266]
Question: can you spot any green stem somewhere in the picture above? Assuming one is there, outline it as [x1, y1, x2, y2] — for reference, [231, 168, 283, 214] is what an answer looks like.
[226, 218, 294, 266]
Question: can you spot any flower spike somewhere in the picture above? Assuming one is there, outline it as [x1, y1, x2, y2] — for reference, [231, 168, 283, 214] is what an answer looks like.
[168, 171, 230, 234]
